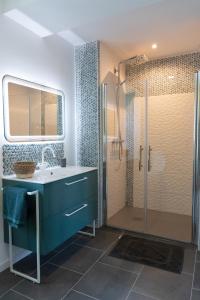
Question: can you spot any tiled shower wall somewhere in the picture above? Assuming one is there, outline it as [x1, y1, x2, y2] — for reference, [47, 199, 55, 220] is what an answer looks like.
[74, 46, 200, 218]
[132, 92, 194, 216]
[126, 52, 200, 214]
[126, 52, 200, 96]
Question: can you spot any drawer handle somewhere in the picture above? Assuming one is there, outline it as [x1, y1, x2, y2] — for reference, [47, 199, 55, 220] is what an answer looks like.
[65, 177, 88, 186]
[64, 203, 88, 217]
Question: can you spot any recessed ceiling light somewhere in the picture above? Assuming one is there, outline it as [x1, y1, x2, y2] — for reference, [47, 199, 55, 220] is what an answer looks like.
[4, 9, 52, 38]
[152, 43, 158, 49]
[58, 30, 86, 46]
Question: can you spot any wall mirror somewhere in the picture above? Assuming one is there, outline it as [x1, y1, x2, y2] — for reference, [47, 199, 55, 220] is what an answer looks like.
[3, 75, 65, 142]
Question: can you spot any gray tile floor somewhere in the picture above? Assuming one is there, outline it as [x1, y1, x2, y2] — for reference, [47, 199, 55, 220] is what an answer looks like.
[0, 227, 199, 300]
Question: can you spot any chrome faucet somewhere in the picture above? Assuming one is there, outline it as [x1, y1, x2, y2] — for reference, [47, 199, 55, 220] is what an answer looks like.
[42, 146, 56, 165]
[38, 146, 56, 170]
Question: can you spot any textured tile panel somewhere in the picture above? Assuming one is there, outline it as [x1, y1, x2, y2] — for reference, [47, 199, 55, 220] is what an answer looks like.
[133, 93, 194, 215]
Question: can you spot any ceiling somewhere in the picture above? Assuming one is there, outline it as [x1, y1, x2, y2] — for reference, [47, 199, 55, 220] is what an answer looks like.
[1, 0, 200, 60]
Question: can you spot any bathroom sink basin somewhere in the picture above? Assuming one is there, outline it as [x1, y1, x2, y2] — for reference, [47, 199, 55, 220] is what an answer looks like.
[3, 166, 97, 184]
[37, 167, 75, 177]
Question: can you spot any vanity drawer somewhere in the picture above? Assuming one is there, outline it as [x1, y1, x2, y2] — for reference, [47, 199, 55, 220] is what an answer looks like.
[43, 170, 97, 217]
[42, 196, 97, 254]
[4, 195, 97, 256]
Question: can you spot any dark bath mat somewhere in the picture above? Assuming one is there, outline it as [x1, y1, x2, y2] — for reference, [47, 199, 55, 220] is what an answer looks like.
[109, 234, 184, 274]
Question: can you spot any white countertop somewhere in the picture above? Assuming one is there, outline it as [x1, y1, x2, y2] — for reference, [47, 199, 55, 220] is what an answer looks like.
[2, 166, 97, 184]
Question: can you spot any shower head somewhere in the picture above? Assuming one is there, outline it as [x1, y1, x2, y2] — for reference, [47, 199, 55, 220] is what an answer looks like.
[119, 54, 149, 66]
[134, 54, 149, 65]
[115, 54, 149, 86]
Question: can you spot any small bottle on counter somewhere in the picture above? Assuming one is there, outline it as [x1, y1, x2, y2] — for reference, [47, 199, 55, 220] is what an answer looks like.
[60, 158, 67, 167]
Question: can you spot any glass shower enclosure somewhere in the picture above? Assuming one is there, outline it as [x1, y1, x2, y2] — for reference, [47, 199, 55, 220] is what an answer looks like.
[103, 71, 200, 243]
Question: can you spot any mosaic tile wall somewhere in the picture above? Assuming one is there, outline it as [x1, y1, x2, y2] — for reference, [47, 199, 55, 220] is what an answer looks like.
[3, 142, 64, 175]
[126, 52, 200, 96]
[75, 41, 100, 167]
[75, 41, 102, 226]
[125, 51, 200, 208]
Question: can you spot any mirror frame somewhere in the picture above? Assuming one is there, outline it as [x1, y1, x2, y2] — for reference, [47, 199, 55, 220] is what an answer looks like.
[3, 75, 65, 142]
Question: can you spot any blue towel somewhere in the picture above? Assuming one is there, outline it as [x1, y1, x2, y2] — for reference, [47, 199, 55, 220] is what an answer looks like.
[3, 186, 28, 228]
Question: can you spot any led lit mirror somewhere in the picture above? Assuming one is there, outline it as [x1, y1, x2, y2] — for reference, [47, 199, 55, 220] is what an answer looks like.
[3, 75, 65, 142]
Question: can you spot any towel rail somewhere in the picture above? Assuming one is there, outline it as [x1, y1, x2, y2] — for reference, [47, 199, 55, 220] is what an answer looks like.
[1, 187, 96, 282]
[1, 188, 40, 283]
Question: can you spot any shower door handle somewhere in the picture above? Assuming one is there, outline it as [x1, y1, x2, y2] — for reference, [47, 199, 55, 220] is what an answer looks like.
[139, 145, 144, 171]
[148, 146, 152, 172]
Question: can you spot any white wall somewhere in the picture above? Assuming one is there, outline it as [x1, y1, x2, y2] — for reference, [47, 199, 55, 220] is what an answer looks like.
[0, 15, 75, 271]
[100, 42, 125, 83]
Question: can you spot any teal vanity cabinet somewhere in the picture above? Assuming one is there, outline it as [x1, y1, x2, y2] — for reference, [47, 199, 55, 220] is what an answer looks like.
[3, 169, 98, 255]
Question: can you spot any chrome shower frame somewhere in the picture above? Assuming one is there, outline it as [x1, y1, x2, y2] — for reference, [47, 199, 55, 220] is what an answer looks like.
[193, 71, 200, 249]
[102, 71, 200, 248]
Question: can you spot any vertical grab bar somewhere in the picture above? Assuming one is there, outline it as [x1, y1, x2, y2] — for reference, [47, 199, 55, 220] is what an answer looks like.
[148, 146, 152, 172]
[139, 145, 144, 171]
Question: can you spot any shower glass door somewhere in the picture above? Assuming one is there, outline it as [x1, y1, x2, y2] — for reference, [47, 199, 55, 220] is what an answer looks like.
[105, 75, 194, 243]
[146, 77, 194, 242]
[131, 82, 147, 233]
[104, 73, 128, 228]
[105, 79, 147, 234]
